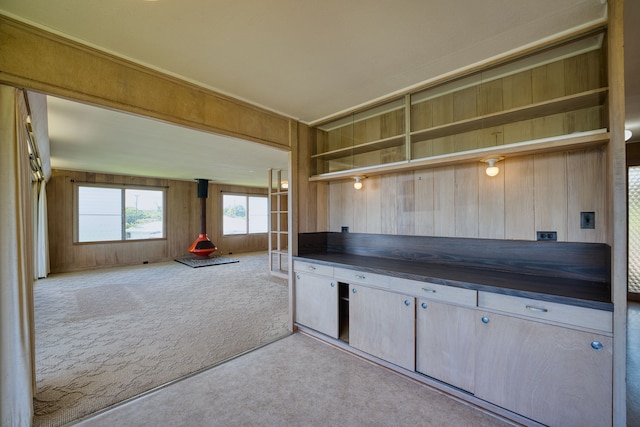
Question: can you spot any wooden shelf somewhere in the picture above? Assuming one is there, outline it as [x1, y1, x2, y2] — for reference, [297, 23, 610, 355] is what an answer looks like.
[309, 129, 609, 182]
[312, 134, 405, 161]
[410, 88, 608, 143]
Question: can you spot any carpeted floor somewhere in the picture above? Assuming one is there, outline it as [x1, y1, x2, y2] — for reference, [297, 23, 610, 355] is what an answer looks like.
[33, 252, 289, 427]
[73, 333, 512, 427]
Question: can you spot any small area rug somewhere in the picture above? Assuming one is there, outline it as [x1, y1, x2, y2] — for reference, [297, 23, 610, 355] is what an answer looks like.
[174, 256, 239, 268]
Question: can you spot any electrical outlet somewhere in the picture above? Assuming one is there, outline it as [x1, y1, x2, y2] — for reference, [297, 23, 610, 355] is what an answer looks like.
[341, 226, 349, 233]
[536, 231, 557, 241]
[580, 212, 595, 229]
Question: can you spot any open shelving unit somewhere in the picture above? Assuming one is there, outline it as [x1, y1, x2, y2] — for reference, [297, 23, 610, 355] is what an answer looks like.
[310, 30, 609, 181]
[268, 168, 288, 278]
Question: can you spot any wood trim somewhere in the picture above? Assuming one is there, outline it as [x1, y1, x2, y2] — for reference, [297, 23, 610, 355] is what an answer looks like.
[607, 1, 627, 425]
[0, 15, 295, 151]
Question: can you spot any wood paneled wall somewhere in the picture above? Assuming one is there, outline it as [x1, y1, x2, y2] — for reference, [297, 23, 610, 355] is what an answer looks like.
[326, 146, 606, 244]
[47, 169, 267, 273]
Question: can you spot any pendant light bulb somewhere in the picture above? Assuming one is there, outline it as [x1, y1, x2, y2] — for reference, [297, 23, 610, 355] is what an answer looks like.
[485, 158, 500, 177]
[353, 176, 364, 190]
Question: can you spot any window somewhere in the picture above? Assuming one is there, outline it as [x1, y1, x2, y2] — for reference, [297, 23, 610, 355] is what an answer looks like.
[76, 185, 165, 242]
[222, 194, 268, 235]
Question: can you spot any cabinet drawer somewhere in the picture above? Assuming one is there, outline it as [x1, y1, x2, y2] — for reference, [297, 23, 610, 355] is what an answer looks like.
[293, 260, 334, 277]
[334, 267, 388, 288]
[390, 277, 477, 307]
[478, 292, 612, 333]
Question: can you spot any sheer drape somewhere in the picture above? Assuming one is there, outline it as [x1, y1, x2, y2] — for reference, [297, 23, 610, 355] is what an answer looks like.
[0, 85, 35, 426]
[36, 180, 50, 279]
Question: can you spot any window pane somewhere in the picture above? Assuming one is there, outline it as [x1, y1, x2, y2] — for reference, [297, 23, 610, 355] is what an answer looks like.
[223, 195, 247, 235]
[125, 189, 164, 240]
[248, 196, 268, 233]
[78, 186, 122, 242]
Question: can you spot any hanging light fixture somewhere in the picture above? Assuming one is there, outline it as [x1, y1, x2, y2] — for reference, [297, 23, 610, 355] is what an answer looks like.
[484, 158, 502, 177]
[353, 176, 365, 190]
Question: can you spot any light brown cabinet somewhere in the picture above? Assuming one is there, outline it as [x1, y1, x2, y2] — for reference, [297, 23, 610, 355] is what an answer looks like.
[294, 271, 338, 339]
[349, 284, 415, 371]
[416, 299, 476, 393]
[474, 310, 612, 427]
[293, 260, 613, 426]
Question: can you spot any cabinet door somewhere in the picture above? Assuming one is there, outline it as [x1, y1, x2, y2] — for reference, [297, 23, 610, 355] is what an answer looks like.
[294, 273, 338, 339]
[416, 300, 475, 393]
[349, 284, 415, 370]
[475, 311, 612, 427]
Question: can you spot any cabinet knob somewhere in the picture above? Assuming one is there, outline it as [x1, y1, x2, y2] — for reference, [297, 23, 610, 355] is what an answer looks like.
[404, 299, 411, 307]
[421, 302, 428, 309]
[481, 316, 490, 324]
[296, 274, 300, 280]
[591, 341, 604, 351]
[352, 288, 357, 294]
[330, 282, 335, 287]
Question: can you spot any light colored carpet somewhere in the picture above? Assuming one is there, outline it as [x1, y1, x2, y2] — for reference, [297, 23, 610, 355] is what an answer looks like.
[33, 252, 289, 427]
[73, 333, 513, 427]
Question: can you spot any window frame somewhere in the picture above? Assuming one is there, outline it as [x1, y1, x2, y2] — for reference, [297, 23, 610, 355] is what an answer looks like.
[74, 183, 166, 243]
[221, 193, 268, 236]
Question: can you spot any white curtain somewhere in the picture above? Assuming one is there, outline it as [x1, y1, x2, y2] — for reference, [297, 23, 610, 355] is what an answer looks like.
[36, 180, 50, 279]
[0, 85, 35, 426]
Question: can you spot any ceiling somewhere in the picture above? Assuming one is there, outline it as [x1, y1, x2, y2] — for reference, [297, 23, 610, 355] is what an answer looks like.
[1, 0, 638, 187]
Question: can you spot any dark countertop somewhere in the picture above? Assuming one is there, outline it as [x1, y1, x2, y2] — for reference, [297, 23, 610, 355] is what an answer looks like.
[294, 252, 613, 311]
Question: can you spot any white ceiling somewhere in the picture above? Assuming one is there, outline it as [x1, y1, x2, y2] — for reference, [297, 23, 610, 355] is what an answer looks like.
[1, 0, 637, 187]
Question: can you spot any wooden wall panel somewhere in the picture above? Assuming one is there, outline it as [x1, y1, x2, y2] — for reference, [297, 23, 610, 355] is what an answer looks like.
[504, 156, 535, 240]
[534, 152, 568, 240]
[479, 163, 505, 239]
[380, 175, 398, 234]
[365, 176, 382, 234]
[47, 169, 268, 273]
[397, 173, 415, 235]
[567, 147, 606, 243]
[351, 181, 367, 233]
[414, 170, 435, 236]
[328, 181, 348, 232]
[454, 164, 479, 238]
[326, 148, 606, 244]
[433, 166, 456, 237]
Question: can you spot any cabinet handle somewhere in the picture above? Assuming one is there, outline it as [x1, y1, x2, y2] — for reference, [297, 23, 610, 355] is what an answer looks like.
[355, 274, 366, 280]
[296, 274, 300, 280]
[404, 299, 411, 307]
[525, 305, 548, 313]
[307, 266, 316, 271]
[421, 287, 436, 293]
[591, 341, 604, 351]
[481, 316, 490, 324]
[421, 302, 428, 309]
